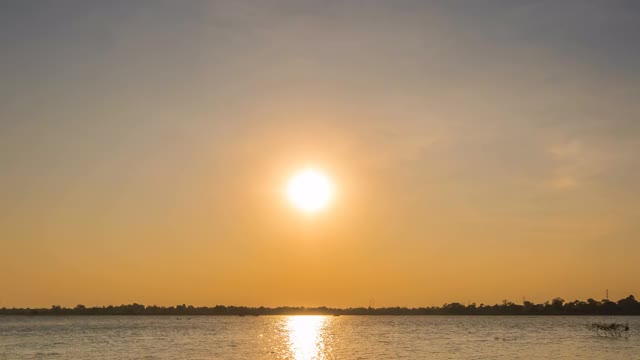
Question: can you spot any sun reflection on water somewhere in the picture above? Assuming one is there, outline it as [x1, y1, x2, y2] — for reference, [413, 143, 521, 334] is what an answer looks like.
[286, 316, 328, 360]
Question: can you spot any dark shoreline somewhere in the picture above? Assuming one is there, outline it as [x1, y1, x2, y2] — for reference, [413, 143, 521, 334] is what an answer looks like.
[2, 314, 640, 316]
[3, 295, 639, 316]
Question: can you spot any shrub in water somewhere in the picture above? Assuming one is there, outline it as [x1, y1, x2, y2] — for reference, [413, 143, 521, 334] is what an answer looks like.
[589, 322, 630, 337]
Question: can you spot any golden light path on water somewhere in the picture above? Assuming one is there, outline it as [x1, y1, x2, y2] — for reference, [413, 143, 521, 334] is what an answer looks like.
[286, 316, 328, 360]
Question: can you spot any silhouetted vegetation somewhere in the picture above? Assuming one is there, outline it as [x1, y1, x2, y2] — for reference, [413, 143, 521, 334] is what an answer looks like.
[2, 295, 639, 316]
[590, 322, 630, 337]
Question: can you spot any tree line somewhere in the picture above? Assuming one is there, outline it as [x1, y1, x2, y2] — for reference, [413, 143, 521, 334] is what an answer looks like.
[1, 295, 639, 316]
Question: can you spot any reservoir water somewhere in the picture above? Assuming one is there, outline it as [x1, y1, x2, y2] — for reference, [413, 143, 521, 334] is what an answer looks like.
[1, 315, 639, 359]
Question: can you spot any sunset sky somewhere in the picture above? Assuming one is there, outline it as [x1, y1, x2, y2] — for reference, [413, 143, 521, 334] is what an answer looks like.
[1, 1, 639, 308]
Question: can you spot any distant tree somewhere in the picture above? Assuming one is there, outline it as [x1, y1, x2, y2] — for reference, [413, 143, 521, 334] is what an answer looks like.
[601, 299, 619, 314]
[617, 295, 639, 315]
[551, 297, 564, 310]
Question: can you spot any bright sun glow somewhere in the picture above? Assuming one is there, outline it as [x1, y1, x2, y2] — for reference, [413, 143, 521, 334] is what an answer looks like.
[286, 168, 334, 213]
[286, 316, 327, 359]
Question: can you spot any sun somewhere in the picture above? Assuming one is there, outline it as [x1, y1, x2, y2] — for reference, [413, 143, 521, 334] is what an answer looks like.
[286, 168, 334, 213]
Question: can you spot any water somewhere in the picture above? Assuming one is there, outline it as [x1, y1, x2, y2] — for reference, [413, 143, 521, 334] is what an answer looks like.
[1, 316, 639, 359]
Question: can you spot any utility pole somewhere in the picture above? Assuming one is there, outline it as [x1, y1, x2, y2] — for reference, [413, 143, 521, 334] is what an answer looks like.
[606, 289, 609, 301]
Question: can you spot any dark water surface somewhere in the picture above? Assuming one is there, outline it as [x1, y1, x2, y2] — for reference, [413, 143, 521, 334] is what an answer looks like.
[1, 316, 639, 359]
